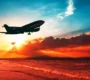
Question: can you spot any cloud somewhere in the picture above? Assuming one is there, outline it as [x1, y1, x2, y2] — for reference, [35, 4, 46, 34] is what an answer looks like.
[41, 34, 90, 48]
[1, 33, 90, 58]
[57, 0, 76, 19]
[57, 13, 64, 19]
[16, 33, 90, 58]
[65, 0, 75, 17]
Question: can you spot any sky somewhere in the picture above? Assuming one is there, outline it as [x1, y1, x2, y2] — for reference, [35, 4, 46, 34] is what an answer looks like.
[0, 0, 90, 35]
[0, 0, 90, 58]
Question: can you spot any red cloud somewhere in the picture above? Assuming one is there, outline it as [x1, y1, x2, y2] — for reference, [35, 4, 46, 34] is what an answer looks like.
[17, 33, 90, 58]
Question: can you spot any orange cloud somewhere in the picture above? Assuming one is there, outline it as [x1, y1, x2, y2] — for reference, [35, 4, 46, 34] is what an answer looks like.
[1, 33, 90, 58]
[17, 33, 90, 58]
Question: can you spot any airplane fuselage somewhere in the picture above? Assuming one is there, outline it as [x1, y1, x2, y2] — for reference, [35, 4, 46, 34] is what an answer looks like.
[1, 20, 44, 35]
[5, 26, 23, 34]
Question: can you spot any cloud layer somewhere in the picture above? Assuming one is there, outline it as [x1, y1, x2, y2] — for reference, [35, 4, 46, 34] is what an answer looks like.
[17, 33, 90, 58]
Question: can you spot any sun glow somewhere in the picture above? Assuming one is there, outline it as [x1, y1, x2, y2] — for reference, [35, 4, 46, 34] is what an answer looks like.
[7, 34, 27, 48]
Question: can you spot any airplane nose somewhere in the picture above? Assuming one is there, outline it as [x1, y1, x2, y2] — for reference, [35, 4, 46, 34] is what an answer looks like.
[41, 20, 45, 25]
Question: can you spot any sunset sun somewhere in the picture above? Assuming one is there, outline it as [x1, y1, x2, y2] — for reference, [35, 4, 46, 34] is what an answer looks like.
[7, 34, 26, 48]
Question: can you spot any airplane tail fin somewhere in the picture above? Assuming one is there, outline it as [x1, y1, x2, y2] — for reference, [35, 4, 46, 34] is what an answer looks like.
[3, 24, 9, 32]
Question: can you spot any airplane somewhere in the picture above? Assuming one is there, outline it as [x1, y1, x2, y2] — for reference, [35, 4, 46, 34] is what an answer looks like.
[0, 20, 45, 35]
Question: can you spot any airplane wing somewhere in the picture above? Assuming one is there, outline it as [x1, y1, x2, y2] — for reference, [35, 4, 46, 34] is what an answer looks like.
[22, 20, 44, 29]
[0, 32, 6, 34]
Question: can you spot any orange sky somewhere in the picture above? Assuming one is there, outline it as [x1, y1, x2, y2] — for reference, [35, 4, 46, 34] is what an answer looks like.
[0, 33, 90, 58]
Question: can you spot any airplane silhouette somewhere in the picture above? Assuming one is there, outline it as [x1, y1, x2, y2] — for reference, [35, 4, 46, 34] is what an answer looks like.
[0, 20, 44, 35]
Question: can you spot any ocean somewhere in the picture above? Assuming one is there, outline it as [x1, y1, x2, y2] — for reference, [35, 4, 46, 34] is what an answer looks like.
[0, 59, 90, 80]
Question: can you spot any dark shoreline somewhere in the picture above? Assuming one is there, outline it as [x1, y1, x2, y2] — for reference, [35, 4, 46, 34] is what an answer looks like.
[0, 57, 90, 60]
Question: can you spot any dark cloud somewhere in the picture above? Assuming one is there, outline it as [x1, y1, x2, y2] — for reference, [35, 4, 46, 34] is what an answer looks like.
[68, 28, 90, 35]
[18, 33, 90, 57]
[41, 34, 90, 48]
